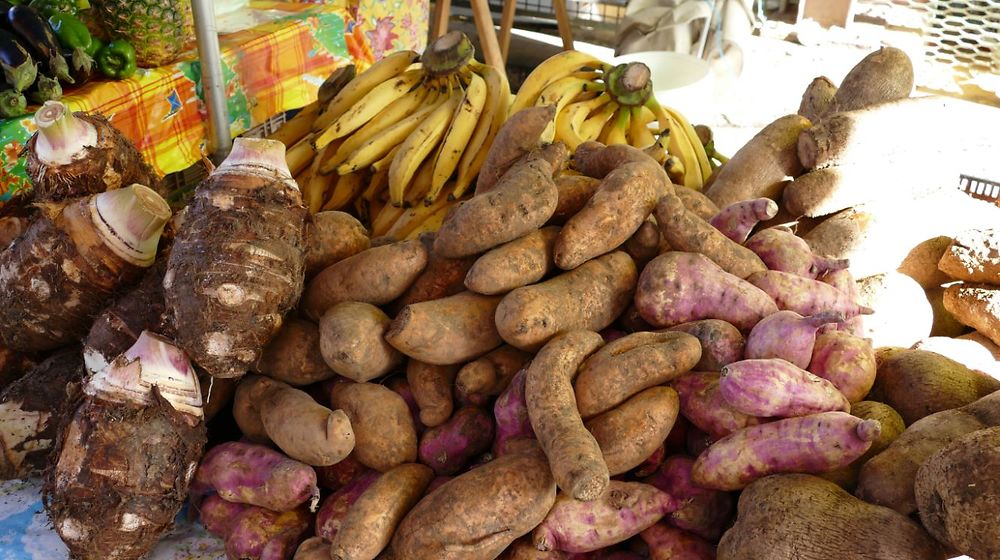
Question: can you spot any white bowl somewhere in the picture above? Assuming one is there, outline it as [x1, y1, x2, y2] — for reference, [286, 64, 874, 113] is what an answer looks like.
[611, 51, 713, 122]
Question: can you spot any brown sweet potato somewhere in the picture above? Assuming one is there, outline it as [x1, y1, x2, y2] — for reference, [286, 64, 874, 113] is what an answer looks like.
[260, 381, 356, 467]
[572, 142, 670, 185]
[703, 114, 810, 210]
[913, 333, 1000, 380]
[330, 382, 418, 472]
[943, 282, 1000, 347]
[302, 239, 428, 320]
[819, 401, 905, 491]
[926, 286, 968, 338]
[305, 211, 370, 277]
[550, 174, 601, 224]
[623, 219, 662, 270]
[500, 537, 567, 559]
[574, 331, 701, 419]
[656, 192, 766, 279]
[406, 360, 458, 428]
[391, 233, 477, 311]
[465, 227, 560, 295]
[897, 235, 954, 289]
[253, 318, 336, 386]
[387, 291, 503, 365]
[827, 47, 914, 115]
[525, 330, 608, 500]
[476, 106, 556, 196]
[320, 302, 402, 382]
[435, 155, 558, 258]
[233, 375, 281, 443]
[496, 251, 636, 351]
[636, 252, 778, 332]
[674, 187, 719, 220]
[586, 387, 680, 475]
[455, 345, 532, 402]
[389, 445, 557, 559]
[667, 320, 745, 372]
[797, 76, 837, 122]
[642, 523, 717, 560]
[329, 463, 434, 560]
[294, 537, 331, 560]
[717, 474, 945, 560]
[938, 228, 1000, 284]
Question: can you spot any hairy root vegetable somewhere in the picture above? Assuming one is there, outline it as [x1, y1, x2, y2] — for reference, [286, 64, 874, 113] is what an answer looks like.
[708, 198, 779, 244]
[717, 474, 946, 560]
[719, 358, 850, 418]
[807, 331, 876, 403]
[636, 252, 778, 332]
[574, 331, 701, 419]
[476, 106, 556, 196]
[44, 332, 206, 560]
[165, 138, 308, 378]
[419, 407, 495, 475]
[797, 76, 837, 122]
[25, 101, 161, 202]
[493, 368, 535, 456]
[744, 227, 849, 279]
[585, 387, 680, 475]
[389, 445, 557, 559]
[191, 441, 319, 512]
[746, 270, 873, 318]
[329, 382, 418, 472]
[827, 47, 914, 115]
[0, 346, 84, 479]
[387, 291, 504, 365]
[642, 456, 733, 542]
[672, 372, 764, 440]
[406, 360, 458, 428]
[533, 481, 685, 553]
[745, 310, 842, 368]
[252, 318, 336, 386]
[667, 320, 745, 372]
[943, 283, 1000, 347]
[304, 211, 370, 277]
[465, 227, 560, 295]
[526, 330, 608, 501]
[0, 185, 171, 353]
[455, 345, 531, 405]
[320, 302, 402, 381]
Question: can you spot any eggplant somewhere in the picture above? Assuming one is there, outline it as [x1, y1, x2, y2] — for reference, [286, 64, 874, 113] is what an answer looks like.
[26, 72, 58, 103]
[0, 88, 25, 117]
[62, 46, 88, 85]
[0, 28, 34, 91]
[8, 5, 70, 84]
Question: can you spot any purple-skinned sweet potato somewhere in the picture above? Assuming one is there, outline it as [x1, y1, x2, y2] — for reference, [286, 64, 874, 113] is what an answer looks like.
[502, 537, 568, 559]
[642, 456, 733, 542]
[745, 310, 843, 369]
[585, 387, 680, 475]
[197, 494, 248, 537]
[493, 368, 536, 456]
[744, 228, 849, 278]
[746, 270, 873, 318]
[419, 406, 496, 475]
[574, 331, 701, 419]
[672, 372, 765, 440]
[533, 481, 686, 553]
[691, 411, 881, 491]
[384, 376, 424, 435]
[633, 445, 667, 477]
[666, 320, 745, 372]
[316, 471, 381, 540]
[225, 505, 312, 560]
[315, 454, 369, 490]
[720, 358, 850, 418]
[708, 198, 779, 244]
[807, 331, 876, 403]
[817, 269, 864, 337]
[636, 252, 778, 332]
[190, 441, 319, 512]
[641, 523, 717, 559]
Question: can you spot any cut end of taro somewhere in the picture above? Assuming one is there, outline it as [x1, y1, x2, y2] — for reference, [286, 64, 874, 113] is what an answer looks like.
[856, 419, 881, 442]
[218, 137, 293, 182]
[92, 184, 172, 266]
[86, 331, 204, 420]
[33, 101, 98, 166]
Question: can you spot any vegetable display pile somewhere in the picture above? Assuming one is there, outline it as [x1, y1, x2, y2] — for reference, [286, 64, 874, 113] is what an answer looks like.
[0, 42, 997, 560]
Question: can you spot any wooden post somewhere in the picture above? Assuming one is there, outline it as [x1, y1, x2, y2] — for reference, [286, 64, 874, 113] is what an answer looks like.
[499, 0, 518, 64]
[470, 0, 506, 73]
[551, 0, 575, 51]
[429, 0, 452, 42]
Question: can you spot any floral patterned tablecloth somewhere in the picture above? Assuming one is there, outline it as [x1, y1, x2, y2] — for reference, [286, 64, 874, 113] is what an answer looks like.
[0, 0, 428, 204]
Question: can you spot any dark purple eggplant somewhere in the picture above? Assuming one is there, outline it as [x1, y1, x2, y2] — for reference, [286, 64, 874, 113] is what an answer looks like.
[0, 29, 35, 91]
[8, 5, 71, 84]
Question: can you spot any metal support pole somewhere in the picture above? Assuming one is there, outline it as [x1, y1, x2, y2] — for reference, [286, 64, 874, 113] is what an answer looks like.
[191, 0, 232, 163]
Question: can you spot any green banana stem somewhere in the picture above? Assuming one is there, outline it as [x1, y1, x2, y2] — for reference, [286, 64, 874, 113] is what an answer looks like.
[422, 30, 474, 77]
[606, 62, 653, 107]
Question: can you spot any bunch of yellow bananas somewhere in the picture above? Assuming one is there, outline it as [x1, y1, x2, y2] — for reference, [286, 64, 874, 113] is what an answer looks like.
[273, 32, 510, 240]
[511, 50, 715, 190]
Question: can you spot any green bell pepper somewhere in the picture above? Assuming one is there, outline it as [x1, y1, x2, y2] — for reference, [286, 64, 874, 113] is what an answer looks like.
[48, 12, 93, 73]
[95, 39, 136, 79]
[84, 36, 101, 58]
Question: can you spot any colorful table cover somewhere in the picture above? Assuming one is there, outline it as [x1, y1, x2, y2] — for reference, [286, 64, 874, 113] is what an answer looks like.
[0, 0, 428, 204]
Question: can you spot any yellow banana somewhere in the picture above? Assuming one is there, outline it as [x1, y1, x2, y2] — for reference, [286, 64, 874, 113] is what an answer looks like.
[315, 69, 425, 149]
[661, 101, 713, 183]
[510, 50, 608, 114]
[363, 163, 391, 201]
[537, 76, 605, 144]
[322, 170, 366, 211]
[407, 157, 436, 207]
[388, 94, 462, 207]
[452, 63, 510, 199]
[371, 145, 401, 174]
[581, 100, 619, 144]
[602, 106, 630, 145]
[629, 106, 657, 149]
[404, 202, 453, 240]
[665, 155, 686, 184]
[313, 50, 419, 132]
[426, 71, 488, 204]
[371, 199, 407, 237]
[555, 94, 611, 150]
[386, 183, 456, 239]
[336, 93, 449, 175]
[304, 141, 340, 213]
[645, 97, 701, 188]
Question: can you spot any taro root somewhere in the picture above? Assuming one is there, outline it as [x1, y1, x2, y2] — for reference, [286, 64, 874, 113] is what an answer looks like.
[0, 184, 172, 353]
[165, 137, 308, 379]
[25, 101, 161, 202]
[44, 331, 207, 560]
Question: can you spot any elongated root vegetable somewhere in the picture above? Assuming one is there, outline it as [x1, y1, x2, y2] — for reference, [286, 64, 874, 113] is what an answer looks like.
[820, 400, 905, 490]
[232, 375, 278, 443]
[550, 174, 601, 224]
[656, 192, 767, 279]
[302, 239, 428, 320]
[44, 332, 206, 560]
[25, 101, 160, 201]
[259, 380, 355, 467]
[295, 537, 331, 560]
[807, 332, 876, 403]
[703, 114, 810, 210]
[330, 382, 418, 472]
[745, 310, 842, 368]
[747, 270, 873, 318]
[455, 345, 531, 405]
[709, 198, 779, 244]
[533, 481, 685, 553]
[191, 441, 319, 512]
[475, 106, 556, 195]
[719, 358, 850, 417]
[586, 387, 680, 475]
[672, 372, 763, 439]
[465, 227, 560, 295]
[797, 76, 837, 122]
[419, 407, 495, 475]
[624, 219, 662, 270]
[253, 318, 336, 386]
[496, 251, 637, 351]
[406, 360, 458, 428]
[692, 411, 880, 491]
[0, 347, 84, 479]
[718, 474, 946, 560]
[526, 330, 608, 500]
[0, 185, 171, 353]
[641, 523, 717, 560]
[642, 456, 733, 541]
[636, 252, 778, 331]
[744, 228, 849, 278]
[319, 302, 402, 381]
[493, 368, 535, 456]
[827, 47, 914, 115]
[329, 463, 433, 560]
[387, 291, 504, 365]
[224, 504, 312, 560]
[304, 211, 370, 277]
[943, 283, 1000, 347]
[316, 472, 380, 540]
[673, 186, 720, 220]
[574, 331, 701, 419]
[938, 228, 1000, 284]
[817, 269, 864, 337]
[667, 320, 745, 371]
[165, 138, 307, 378]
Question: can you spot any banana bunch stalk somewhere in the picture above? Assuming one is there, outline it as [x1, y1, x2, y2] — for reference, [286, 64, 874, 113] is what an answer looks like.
[512, 50, 714, 190]
[270, 32, 509, 239]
